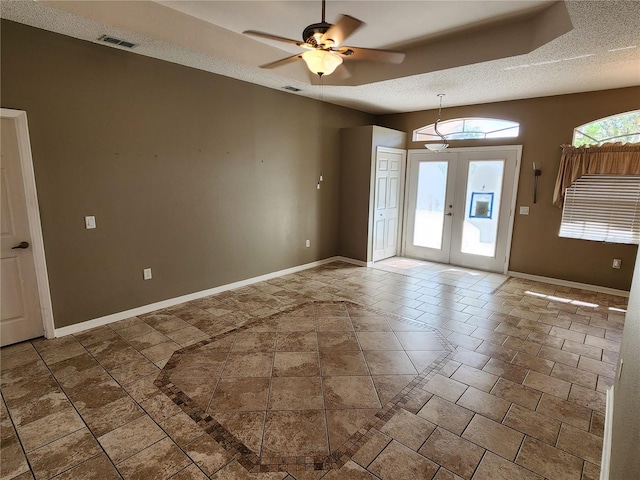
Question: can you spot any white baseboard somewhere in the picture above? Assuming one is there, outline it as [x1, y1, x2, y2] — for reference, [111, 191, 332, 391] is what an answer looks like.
[600, 386, 614, 480]
[335, 256, 370, 267]
[55, 256, 365, 337]
[507, 271, 630, 298]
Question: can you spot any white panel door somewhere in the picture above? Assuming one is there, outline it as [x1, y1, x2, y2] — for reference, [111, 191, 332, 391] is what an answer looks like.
[1, 118, 44, 346]
[404, 147, 520, 273]
[372, 148, 406, 262]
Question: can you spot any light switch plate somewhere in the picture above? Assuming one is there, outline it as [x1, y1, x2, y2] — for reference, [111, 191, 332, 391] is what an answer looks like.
[519, 206, 530, 215]
[85, 216, 96, 229]
[143, 268, 152, 280]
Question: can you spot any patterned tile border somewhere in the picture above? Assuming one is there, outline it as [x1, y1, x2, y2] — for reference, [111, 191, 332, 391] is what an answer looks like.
[154, 300, 455, 473]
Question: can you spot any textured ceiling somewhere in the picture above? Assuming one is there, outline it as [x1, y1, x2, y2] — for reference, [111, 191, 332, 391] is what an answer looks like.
[1, 0, 639, 114]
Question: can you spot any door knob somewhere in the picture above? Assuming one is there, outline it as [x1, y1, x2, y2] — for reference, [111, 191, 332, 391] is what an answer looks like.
[12, 241, 29, 249]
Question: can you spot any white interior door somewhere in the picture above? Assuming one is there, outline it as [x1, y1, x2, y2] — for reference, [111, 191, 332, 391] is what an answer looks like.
[372, 147, 406, 262]
[1, 117, 44, 346]
[404, 147, 521, 273]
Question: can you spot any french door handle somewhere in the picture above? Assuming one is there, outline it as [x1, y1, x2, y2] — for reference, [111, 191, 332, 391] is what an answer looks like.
[12, 241, 30, 249]
[445, 213, 453, 216]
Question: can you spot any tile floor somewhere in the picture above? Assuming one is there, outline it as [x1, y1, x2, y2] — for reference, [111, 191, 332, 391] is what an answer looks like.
[0, 258, 627, 480]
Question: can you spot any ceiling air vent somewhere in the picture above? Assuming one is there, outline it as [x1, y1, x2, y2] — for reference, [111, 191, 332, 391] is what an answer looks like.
[98, 35, 138, 49]
[283, 86, 302, 92]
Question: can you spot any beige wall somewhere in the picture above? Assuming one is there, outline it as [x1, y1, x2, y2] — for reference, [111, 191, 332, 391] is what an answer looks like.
[0, 20, 373, 328]
[378, 88, 640, 290]
[609, 247, 640, 478]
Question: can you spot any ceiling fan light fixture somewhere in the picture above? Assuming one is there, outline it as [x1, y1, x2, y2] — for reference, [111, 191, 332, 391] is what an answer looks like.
[301, 49, 343, 76]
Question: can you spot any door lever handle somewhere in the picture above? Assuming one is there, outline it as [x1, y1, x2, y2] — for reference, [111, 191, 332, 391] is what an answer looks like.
[12, 241, 30, 249]
[445, 213, 453, 216]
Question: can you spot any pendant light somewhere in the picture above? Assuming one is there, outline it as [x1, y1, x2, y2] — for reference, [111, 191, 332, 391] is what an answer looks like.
[425, 94, 449, 152]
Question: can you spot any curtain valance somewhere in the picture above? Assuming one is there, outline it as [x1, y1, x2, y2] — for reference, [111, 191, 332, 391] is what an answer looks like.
[552, 142, 640, 207]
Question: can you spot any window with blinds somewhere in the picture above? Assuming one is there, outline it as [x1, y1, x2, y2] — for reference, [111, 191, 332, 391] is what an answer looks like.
[559, 175, 640, 244]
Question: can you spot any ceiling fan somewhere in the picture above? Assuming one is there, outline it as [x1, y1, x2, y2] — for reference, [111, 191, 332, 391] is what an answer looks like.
[243, 0, 405, 77]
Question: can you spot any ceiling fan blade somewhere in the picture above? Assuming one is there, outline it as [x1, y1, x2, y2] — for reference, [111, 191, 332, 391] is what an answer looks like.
[321, 15, 363, 47]
[244, 30, 306, 47]
[259, 54, 302, 69]
[338, 46, 405, 64]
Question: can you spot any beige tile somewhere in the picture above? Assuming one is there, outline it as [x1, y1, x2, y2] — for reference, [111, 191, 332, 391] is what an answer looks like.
[321, 460, 379, 480]
[183, 434, 232, 476]
[371, 374, 418, 406]
[451, 365, 498, 392]
[516, 436, 583, 480]
[53, 453, 120, 479]
[556, 423, 603, 465]
[577, 356, 616, 378]
[406, 351, 446, 372]
[108, 357, 159, 385]
[369, 440, 439, 480]
[16, 407, 85, 452]
[269, 377, 324, 410]
[319, 350, 367, 376]
[581, 462, 601, 480]
[523, 371, 571, 400]
[423, 374, 468, 402]
[275, 331, 318, 351]
[490, 378, 540, 410]
[48, 352, 99, 380]
[323, 376, 381, 409]
[537, 345, 579, 367]
[208, 378, 270, 411]
[475, 342, 517, 363]
[562, 340, 602, 360]
[551, 363, 598, 390]
[222, 352, 274, 377]
[141, 341, 181, 363]
[209, 460, 287, 479]
[417, 396, 474, 435]
[461, 414, 523, 461]
[262, 410, 328, 457]
[419, 427, 485, 479]
[170, 464, 209, 479]
[590, 411, 605, 438]
[511, 352, 554, 375]
[394, 332, 446, 351]
[117, 437, 191, 479]
[433, 467, 465, 480]
[325, 409, 378, 452]
[503, 337, 541, 356]
[7, 390, 70, 427]
[502, 403, 560, 445]
[472, 451, 543, 480]
[363, 350, 418, 375]
[0, 434, 30, 479]
[451, 349, 490, 369]
[568, 384, 606, 413]
[317, 331, 360, 351]
[98, 415, 166, 464]
[456, 387, 510, 423]
[482, 358, 527, 384]
[83, 395, 145, 437]
[351, 430, 392, 468]
[27, 428, 101, 480]
[536, 394, 591, 431]
[159, 411, 207, 448]
[379, 408, 436, 451]
[356, 332, 403, 350]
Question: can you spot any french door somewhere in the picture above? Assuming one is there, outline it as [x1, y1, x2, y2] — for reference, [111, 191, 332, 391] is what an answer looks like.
[403, 147, 521, 273]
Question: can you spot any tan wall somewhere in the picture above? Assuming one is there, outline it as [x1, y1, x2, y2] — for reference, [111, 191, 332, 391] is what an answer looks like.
[610, 247, 640, 478]
[0, 21, 373, 328]
[338, 126, 406, 262]
[377, 88, 640, 290]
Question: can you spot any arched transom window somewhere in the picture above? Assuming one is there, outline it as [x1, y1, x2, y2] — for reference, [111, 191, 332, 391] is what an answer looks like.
[413, 117, 520, 142]
[573, 110, 640, 146]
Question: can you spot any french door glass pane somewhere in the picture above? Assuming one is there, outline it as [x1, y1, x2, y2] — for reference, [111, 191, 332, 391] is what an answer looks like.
[413, 162, 448, 249]
[461, 160, 504, 256]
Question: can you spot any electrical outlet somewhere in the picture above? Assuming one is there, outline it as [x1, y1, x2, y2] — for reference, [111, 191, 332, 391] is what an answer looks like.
[143, 268, 152, 280]
[305, 239, 310, 248]
[612, 259, 622, 269]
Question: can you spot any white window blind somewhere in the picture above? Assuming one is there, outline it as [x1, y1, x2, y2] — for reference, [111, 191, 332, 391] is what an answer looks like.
[560, 175, 640, 245]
